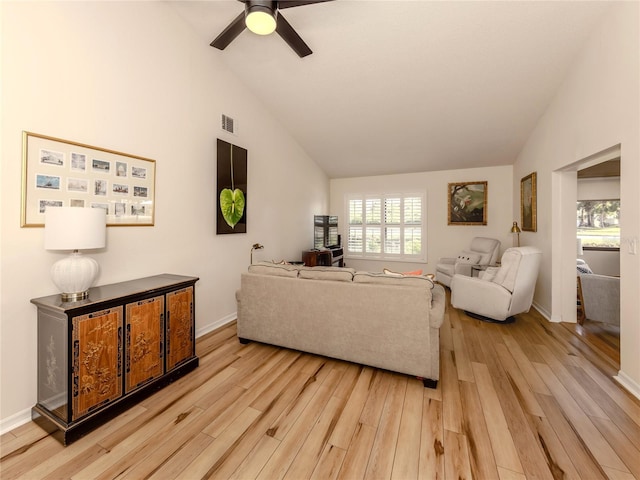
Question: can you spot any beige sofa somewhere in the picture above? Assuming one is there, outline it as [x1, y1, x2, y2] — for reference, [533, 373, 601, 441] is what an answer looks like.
[235, 263, 446, 387]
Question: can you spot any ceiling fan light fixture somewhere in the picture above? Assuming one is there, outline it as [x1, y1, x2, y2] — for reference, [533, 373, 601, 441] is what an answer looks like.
[245, 3, 277, 36]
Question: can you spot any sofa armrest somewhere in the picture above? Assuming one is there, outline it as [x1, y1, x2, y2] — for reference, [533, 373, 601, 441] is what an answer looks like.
[429, 284, 445, 328]
[438, 257, 455, 265]
[454, 263, 473, 276]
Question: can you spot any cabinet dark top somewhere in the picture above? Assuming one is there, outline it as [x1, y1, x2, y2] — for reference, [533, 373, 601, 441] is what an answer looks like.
[31, 274, 199, 313]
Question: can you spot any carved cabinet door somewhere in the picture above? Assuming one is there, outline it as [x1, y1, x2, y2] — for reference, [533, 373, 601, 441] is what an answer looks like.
[166, 287, 194, 371]
[72, 307, 123, 421]
[125, 296, 164, 394]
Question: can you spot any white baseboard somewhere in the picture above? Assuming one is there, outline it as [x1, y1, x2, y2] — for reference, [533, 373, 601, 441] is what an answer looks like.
[531, 302, 552, 322]
[1, 313, 238, 437]
[0, 408, 32, 436]
[614, 370, 640, 401]
[196, 312, 236, 338]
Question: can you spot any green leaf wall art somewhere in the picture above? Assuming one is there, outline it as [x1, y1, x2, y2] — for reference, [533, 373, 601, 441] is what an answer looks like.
[220, 188, 245, 228]
[216, 139, 247, 234]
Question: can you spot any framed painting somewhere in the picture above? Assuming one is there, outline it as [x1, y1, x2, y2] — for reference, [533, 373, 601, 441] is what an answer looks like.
[520, 172, 537, 232]
[447, 181, 488, 225]
[216, 139, 247, 234]
[21, 131, 156, 227]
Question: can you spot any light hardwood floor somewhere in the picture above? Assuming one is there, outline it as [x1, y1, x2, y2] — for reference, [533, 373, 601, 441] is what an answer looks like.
[2, 292, 639, 480]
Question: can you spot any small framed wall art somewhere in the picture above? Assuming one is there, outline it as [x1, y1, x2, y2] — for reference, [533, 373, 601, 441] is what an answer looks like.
[21, 131, 156, 227]
[520, 172, 537, 232]
[447, 181, 488, 225]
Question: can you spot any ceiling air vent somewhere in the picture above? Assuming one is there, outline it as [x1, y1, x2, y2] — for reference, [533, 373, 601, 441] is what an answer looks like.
[221, 114, 236, 135]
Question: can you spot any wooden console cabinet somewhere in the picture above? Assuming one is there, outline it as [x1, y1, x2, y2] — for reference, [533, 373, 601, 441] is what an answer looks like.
[302, 247, 344, 267]
[30, 274, 198, 445]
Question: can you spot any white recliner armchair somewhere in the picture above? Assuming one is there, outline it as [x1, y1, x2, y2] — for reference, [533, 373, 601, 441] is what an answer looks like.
[435, 237, 501, 287]
[451, 246, 542, 323]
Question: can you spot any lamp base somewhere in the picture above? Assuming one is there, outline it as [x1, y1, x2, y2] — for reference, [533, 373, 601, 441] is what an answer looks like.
[60, 290, 90, 302]
[51, 251, 99, 302]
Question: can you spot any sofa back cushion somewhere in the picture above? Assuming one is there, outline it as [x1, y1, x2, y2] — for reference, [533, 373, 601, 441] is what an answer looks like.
[353, 271, 434, 289]
[299, 266, 355, 282]
[248, 261, 300, 278]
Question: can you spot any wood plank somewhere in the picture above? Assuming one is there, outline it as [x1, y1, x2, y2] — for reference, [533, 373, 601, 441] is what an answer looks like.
[284, 394, 346, 479]
[227, 435, 280, 480]
[459, 379, 499, 479]
[310, 443, 347, 480]
[364, 374, 407, 479]
[147, 432, 214, 480]
[441, 349, 463, 433]
[535, 392, 608, 480]
[533, 362, 629, 473]
[567, 363, 640, 446]
[329, 366, 375, 449]
[494, 343, 545, 417]
[535, 344, 608, 419]
[337, 422, 377, 480]
[575, 356, 640, 427]
[590, 416, 640, 479]
[443, 429, 473, 480]
[391, 378, 423, 480]
[256, 376, 343, 480]
[418, 397, 444, 480]
[175, 407, 262, 479]
[359, 369, 392, 427]
[501, 332, 551, 395]
[471, 361, 523, 474]
[452, 326, 475, 382]
[23, 405, 147, 480]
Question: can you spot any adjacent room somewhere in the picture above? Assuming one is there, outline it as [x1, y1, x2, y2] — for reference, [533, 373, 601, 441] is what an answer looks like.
[1, 1, 639, 478]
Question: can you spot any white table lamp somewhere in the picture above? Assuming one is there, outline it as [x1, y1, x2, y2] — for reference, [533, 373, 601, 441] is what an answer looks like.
[45, 207, 106, 301]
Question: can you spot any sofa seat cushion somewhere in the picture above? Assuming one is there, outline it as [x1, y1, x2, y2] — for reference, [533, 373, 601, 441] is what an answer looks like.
[248, 261, 300, 278]
[354, 271, 434, 289]
[299, 266, 356, 282]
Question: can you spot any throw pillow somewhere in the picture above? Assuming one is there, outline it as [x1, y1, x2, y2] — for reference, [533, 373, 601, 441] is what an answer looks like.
[383, 268, 423, 276]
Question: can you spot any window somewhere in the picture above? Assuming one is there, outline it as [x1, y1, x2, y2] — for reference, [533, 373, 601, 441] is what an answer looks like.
[577, 199, 620, 249]
[346, 193, 425, 260]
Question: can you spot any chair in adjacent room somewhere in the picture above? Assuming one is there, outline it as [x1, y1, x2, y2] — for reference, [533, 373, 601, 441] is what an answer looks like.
[577, 273, 620, 326]
[435, 237, 501, 287]
[450, 246, 542, 323]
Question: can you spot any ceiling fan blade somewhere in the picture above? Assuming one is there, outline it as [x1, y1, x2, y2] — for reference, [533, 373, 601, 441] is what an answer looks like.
[276, 13, 312, 57]
[210, 12, 246, 50]
[277, 0, 333, 9]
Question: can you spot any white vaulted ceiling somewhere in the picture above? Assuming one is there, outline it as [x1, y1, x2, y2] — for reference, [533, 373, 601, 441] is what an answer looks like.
[168, 0, 613, 178]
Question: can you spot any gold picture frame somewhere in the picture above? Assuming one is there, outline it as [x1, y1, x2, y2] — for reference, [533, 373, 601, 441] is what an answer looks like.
[520, 172, 537, 232]
[21, 131, 156, 227]
[447, 181, 488, 225]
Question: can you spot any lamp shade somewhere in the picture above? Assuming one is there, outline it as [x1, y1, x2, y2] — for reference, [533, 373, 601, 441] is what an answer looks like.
[45, 207, 106, 251]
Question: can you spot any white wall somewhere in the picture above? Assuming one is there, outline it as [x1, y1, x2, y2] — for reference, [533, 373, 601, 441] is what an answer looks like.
[577, 176, 620, 276]
[330, 165, 514, 274]
[0, 1, 328, 430]
[513, 3, 639, 395]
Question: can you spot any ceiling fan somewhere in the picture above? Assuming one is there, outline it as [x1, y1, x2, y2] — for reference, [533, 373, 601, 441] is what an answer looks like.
[210, 0, 333, 58]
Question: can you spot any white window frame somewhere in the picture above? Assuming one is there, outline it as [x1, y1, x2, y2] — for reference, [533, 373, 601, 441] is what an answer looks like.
[345, 191, 426, 262]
